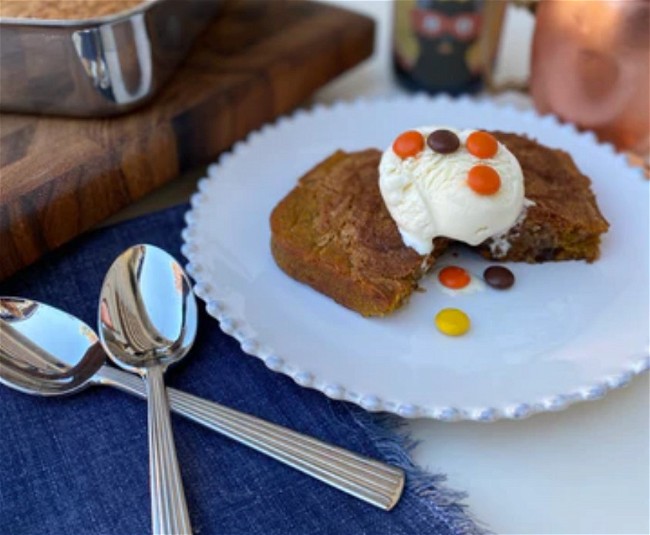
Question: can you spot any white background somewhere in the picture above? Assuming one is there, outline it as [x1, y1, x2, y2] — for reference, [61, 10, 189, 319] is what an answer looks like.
[315, 2, 649, 534]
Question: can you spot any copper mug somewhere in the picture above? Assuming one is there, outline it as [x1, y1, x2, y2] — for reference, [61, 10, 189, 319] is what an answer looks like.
[530, 0, 649, 161]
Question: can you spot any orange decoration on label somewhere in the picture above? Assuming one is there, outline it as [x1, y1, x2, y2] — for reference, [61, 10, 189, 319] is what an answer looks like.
[466, 131, 498, 159]
[438, 266, 471, 289]
[467, 165, 501, 195]
[392, 130, 424, 159]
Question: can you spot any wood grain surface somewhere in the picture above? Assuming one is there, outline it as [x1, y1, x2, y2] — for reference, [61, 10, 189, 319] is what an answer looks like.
[0, 0, 374, 280]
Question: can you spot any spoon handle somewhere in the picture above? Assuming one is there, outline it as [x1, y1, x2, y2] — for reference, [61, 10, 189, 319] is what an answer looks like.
[98, 366, 404, 511]
[145, 366, 193, 535]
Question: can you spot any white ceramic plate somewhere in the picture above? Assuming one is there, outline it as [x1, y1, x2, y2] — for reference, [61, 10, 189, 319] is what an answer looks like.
[182, 95, 649, 421]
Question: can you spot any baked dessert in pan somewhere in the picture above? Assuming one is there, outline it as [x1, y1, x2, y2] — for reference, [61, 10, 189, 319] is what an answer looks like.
[0, 1, 147, 20]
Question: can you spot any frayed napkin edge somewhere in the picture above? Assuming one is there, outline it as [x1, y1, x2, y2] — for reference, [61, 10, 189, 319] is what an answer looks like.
[346, 407, 493, 535]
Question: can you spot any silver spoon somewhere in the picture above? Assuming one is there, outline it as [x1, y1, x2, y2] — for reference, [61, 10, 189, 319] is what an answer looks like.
[98, 244, 194, 535]
[0, 296, 404, 511]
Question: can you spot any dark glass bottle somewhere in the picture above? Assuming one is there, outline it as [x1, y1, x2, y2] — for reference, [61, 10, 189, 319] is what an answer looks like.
[393, 0, 505, 95]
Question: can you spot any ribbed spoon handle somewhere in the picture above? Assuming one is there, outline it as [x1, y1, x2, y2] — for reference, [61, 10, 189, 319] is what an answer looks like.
[145, 366, 192, 534]
[100, 366, 404, 511]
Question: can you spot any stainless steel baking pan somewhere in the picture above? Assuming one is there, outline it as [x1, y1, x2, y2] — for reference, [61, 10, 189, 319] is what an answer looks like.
[0, 0, 223, 117]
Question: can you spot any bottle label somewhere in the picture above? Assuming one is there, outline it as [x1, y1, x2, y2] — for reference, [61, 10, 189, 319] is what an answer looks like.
[394, 0, 501, 94]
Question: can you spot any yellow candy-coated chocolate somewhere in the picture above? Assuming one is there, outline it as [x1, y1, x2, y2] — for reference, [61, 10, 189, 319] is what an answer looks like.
[435, 308, 471, 336]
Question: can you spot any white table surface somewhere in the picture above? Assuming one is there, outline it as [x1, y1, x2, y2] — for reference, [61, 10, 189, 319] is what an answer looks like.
[112, 1, 650, 533]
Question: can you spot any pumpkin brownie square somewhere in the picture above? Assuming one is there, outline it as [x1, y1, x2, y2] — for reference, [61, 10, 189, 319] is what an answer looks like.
[270, 149, 448, 317]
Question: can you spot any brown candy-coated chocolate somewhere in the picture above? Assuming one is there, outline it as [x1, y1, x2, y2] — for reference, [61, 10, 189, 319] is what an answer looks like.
[483, 266, 515, 289]
[427, 129, 460, 154]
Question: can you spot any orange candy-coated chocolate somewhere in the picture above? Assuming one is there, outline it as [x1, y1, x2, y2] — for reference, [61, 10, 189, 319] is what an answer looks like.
[466, 131, 498, 159]
[438, 266, 471, 289]
[467, 165, 501, 195]
[393, 130, 424, 159]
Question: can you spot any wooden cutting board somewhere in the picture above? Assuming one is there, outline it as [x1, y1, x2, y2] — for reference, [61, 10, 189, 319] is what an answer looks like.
[0, 0, 374, 281]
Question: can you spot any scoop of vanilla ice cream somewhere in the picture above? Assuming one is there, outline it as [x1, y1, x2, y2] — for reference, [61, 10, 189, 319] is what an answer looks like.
[378, 126, 525, 255]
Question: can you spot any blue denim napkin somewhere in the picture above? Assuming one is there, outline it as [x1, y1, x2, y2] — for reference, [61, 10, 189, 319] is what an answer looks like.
[0, 203, 488, 535]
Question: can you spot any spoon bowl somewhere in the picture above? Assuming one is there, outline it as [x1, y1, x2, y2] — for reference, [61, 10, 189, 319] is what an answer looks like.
[98, 244, 197, 373]
[0, 297, 103, 396]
